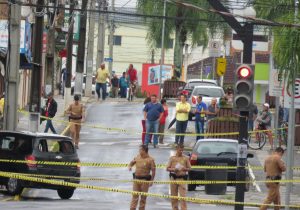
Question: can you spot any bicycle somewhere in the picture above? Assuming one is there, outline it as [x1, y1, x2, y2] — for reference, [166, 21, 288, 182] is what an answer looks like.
[247, 123, 267, 150]
[278, 121, 288, 146]
[128, 81, 136, 102]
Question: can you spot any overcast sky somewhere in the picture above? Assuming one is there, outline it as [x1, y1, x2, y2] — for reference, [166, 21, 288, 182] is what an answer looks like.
[114, 0, 137, 8]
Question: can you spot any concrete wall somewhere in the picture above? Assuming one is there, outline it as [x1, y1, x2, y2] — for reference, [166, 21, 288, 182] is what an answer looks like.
[93, 23, 175, 76]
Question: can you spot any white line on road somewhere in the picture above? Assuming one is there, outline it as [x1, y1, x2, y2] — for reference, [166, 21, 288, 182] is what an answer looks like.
[248, 163, 261, 192]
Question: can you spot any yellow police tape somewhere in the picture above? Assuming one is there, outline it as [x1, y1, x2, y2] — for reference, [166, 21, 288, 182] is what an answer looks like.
[9, 172, 300, 185]
[0, 171, 299, 208]
[17, 109, 298, 137]
[2, 159, 300, 171]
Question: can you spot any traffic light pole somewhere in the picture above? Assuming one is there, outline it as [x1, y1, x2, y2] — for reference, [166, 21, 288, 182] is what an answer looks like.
[207, 1, 254, 209]
[235, 23, 254, 210]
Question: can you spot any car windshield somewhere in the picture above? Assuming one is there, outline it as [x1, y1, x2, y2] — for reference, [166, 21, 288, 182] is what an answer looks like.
[187, 82, 216, 89]
[192, 88, 224, 98]
[196, 141, 237, 154]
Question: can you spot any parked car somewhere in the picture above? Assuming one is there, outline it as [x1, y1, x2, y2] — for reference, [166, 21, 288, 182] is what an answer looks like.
[71, 75, 111, 96]
[177, 79, 218, 98]
[71, 74, 96, 95]
[188, 139, 253, 191]
[188, 85, 225, 120]
[0, 131, 80, 199]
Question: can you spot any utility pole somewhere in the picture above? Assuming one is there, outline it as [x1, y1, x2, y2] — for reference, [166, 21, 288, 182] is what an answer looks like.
[284, 1, 298, 209]
[45, 0, 57, 96]
[85, 0, 95, 97]
[65, 0, 74, 110]
[207, 1, 254, 210]
[108, 0, 115, 75]
[4, 1, 21, 131]
[74, 0, 88, 99]
[158, 0, 166, 99]
[96, 0, 106, 70]
[29, 0, 44, 132]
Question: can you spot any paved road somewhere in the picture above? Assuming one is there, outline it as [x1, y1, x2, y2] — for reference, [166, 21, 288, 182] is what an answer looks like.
[1, 100, 298, 209]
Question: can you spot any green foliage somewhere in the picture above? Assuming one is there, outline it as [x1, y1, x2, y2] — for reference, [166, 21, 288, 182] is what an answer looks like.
[254, 0, 300, 81]
[137, 0, 228, 77]
[211, 116, 239, 123]
[136, 87, 148, 98]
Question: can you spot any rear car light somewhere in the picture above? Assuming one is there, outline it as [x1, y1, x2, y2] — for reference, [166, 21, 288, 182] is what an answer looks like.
[190, 153, 198, 165]
[25, 155, 37, 168]
[192, 96, 196, 104]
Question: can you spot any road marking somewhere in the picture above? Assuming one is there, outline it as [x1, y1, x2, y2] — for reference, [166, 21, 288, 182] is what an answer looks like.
[80, 131, 90, 134]
[248, 163, 261, 192]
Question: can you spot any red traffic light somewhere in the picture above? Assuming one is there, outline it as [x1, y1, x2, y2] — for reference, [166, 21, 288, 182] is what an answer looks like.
[238, 67, 251, 78]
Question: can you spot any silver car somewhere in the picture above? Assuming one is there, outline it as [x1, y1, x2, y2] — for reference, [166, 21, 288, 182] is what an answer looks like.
[188, 85, 225, 119]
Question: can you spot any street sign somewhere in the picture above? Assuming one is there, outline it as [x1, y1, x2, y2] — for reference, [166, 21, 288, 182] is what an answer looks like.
[209, 41, 221, 57]
[104, 57, 113, 63]
[216, 57, 227, 77]
[284, 78, 300, 109]
[269, 69, 283, 97]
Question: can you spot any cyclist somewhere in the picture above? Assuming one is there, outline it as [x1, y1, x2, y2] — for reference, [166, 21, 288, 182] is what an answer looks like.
[127, 64, 138, 101]
[256, 103, 274, 150]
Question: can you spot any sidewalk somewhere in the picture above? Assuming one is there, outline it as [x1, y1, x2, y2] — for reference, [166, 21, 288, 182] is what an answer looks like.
[17, 95, 91, 135]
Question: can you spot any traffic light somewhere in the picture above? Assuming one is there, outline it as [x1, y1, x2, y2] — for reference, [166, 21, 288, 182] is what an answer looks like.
[234, 64, 255, 111]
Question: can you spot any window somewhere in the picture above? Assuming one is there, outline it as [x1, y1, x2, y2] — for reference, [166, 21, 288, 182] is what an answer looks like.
[37, 139, 74, 154]
[107, 35, 122, 46]
[0, 136, 16, 150]
[156, 39, 174, 49]
[196, 142, 237, 154]
[193, 88, 224, 98]
[187, 82, 217, 89]
[0, 135, 32, 154]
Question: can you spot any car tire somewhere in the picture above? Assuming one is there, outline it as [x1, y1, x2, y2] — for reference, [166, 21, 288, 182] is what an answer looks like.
[6, 178, 23, 195]
[188, 184, 196, 191]
[57, 189, 75, 199]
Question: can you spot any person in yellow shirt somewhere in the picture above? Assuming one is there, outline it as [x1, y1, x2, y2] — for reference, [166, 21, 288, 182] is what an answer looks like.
[175, 94, 191, 144]
[0, 92, 5, 118]
[95, 63, 110, 101]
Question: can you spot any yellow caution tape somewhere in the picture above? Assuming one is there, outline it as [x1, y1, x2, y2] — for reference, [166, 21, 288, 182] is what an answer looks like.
[2, 159, 300, 171]
[17, 109, 299, 137]
[12, 172, 300, 184]
[0, 159, 293, 171]
[0, 171, 299, 208]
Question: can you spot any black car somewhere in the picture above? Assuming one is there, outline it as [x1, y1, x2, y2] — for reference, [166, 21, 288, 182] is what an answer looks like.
[0, 131, 80, 199]
[188, 139, 252, 191]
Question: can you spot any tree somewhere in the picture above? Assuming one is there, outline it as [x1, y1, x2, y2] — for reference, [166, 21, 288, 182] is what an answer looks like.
[137, 0, 224, 78]
[254, 1, 300, 81]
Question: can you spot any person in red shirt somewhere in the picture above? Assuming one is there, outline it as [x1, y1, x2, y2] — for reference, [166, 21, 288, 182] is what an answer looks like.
[127, 64, 138, 83]
[127, 64, 138, 101]
[159, 99, 168, 144]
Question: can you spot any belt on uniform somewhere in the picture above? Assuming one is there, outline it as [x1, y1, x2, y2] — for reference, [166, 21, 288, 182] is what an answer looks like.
[266, 175, 281, 180]
[69, 116, 82, 120]
[133, 173, 152, 181]
[169, 173, 188, 180]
